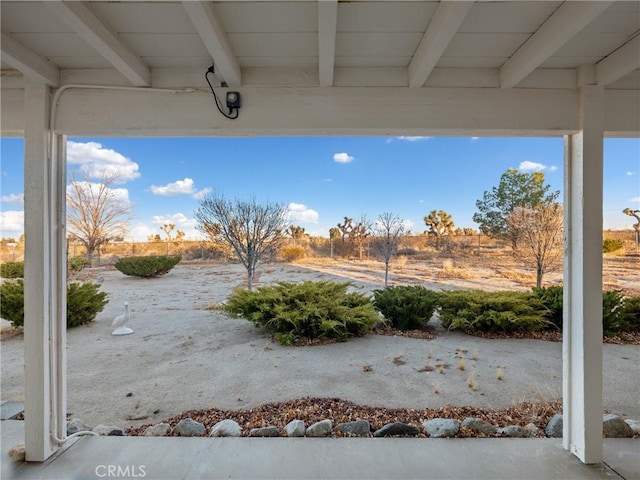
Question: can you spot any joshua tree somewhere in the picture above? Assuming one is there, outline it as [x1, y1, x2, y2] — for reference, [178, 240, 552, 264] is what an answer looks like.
[337, 216, 371, 259]
[371, 212, 405, 286]
[287, 225, 306, 247]
[424, 210, 455, 249]
[623, 208, 640, 253]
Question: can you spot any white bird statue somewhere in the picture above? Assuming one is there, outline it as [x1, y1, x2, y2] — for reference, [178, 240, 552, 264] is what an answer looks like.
[111, 301, 133, 336]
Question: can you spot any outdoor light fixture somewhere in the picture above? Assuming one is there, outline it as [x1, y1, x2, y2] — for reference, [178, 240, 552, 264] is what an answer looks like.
[226, 91, 241, 112]
[205, 64, 241, 120]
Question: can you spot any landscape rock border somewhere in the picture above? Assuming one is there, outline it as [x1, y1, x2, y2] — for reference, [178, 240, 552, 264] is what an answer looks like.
[76, 413, 639, 440]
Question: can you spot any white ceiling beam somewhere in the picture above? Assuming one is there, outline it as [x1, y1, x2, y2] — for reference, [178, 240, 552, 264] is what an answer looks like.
[408, 1, 473, 88]
[596, 34, 640, 86]
[318, 0, 338, 87]
[500, 1, 613, 88]
[47, 1, 150, 87]
[182, 1, 241, 87]
[0, 34, 59, 87]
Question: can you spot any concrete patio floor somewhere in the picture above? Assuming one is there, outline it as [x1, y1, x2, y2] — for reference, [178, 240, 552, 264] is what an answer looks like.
[2, 420, 638, 480]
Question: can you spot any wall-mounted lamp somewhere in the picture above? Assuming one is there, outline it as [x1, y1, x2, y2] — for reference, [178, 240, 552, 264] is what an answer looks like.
[205, 64, 241, 120]
[226, 91, 241, 114]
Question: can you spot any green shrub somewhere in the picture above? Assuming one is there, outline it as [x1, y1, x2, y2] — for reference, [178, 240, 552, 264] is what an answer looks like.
[0, 280, 25, 325]
[602, 239, 624, 253]
[0, 261, 24, 279]
[534, 286, 640, 337]
[68, 256, 90, 272]
[373, 285, 439, 331]
[437, 289, 550, 333]
[223, 280, 378, 344]
[0, 280, 108, 328]
[115, 255, 181, 277]
[602, 289, 626, 336]
[619, 295, 640, 331]
[532, 285, 564, 330]
[281, 246, 305, 262]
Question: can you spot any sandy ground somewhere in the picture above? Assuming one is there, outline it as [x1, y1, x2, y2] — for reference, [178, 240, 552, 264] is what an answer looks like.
[1, 261, 638, 430]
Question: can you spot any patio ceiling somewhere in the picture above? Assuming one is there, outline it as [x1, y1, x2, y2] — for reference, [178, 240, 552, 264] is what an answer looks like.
[1, 1, 638, 91]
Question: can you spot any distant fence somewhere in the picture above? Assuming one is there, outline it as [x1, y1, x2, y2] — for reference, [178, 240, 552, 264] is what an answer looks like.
[1, 230, 636, 265]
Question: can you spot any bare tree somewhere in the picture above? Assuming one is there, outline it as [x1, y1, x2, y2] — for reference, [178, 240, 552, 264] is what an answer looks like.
[506, 201, 563, 288]
[424, 210, 455, 249]
[194, 194, 289, 290]
[623, 208, 640, 253]
[66, 172, 132, 262]
[371, 212, 405, 287]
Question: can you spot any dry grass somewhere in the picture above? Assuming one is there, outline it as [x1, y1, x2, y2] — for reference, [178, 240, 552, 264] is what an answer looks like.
[467, 370, 478, 391]
[457, 357, 466, 371]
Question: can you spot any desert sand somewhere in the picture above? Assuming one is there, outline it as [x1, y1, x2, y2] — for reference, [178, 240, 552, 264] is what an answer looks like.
[1, 260, 638, 430]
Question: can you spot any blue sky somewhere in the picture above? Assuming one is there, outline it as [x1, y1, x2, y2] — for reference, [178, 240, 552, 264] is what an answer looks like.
[1, 136, 639, 241]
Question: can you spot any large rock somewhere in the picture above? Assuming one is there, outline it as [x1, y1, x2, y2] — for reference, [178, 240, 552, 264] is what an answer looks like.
[143, 423, 171, 437]
[306, 419, 333, 437]
[285, 420, 306, 437]
[210, 419, 242, 437]
[545, 414, 563, 438]
[373, 422, 419, 437]
[625, 419, 640, 435]
[335, 420, 370, 436]
[93, 425, 124, 436]
[423, 418, 459, 438]
[524, 423, 541, 436]
[498, 426, 531, 438]
[67, 419, 90, 435]
[249, 426, 280, 437]
[461, 418, 496, 435]
[174, 418, 205, 437]
[603, 414, 634, 438]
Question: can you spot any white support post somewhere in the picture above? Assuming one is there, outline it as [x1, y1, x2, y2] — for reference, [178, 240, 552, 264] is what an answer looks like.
[563, 74, 604, 464]
[23, 81, 67, 462]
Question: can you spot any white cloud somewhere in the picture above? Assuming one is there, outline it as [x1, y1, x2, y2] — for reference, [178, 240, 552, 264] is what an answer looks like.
[150, 177, 195, 196]
[152, 212, 196, 227]
[287, 202, 319, 224]
[333, 152, 354, 164]
[1, 193, 24, 206]
[518, 161, 556, 172]
[401, 219, 415, 229]
[627, 171, 636, 176]
[128, 223, 155, 242]
[67, 141, 140, 183]
[630, 197, 640, 204]
[67, 182, 131, 207]
[471, 137, 480, 140]
[0, 210, 24, 237]
[192, 187, 212, 200]
[394, 136, 431, 142]
[150, 213, 202, 240]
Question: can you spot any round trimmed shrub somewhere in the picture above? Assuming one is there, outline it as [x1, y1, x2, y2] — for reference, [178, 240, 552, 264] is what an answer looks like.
[115, 255, 181, 277]
[373, 285, 439, 330]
